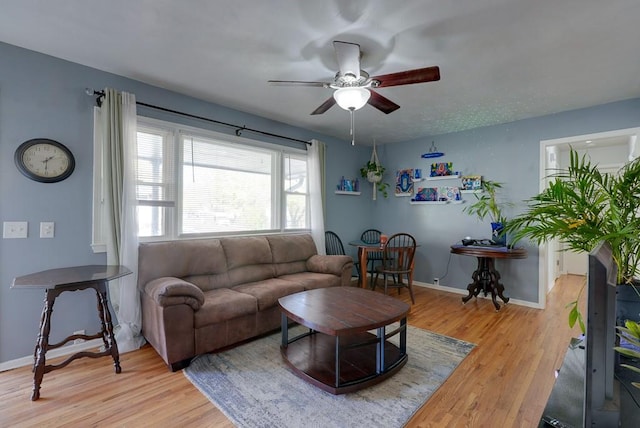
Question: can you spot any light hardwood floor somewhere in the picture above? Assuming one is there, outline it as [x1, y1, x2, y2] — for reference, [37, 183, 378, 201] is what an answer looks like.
[0, 275, 584, 427]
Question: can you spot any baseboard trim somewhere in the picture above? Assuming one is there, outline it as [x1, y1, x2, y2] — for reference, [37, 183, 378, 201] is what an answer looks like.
[0, 338, 104, 372]
[413, 280, 543, 309]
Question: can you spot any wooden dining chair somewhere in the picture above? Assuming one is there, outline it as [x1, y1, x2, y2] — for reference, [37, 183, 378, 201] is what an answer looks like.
[325, 231, 359, 279]
[373, 233, 417, 303]
[360, 229, 384, 286]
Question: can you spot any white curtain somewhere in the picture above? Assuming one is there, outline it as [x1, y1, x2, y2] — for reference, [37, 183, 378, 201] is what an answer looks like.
[99, 88, 145, 353]
[308, 139, 326, 254]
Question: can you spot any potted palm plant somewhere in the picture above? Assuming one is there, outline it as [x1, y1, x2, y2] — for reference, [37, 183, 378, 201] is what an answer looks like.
[463, 180, 511, 245]
[506, 149, 640, 386]
[505, 148, 640, 385]
[506, 149, 640, 287]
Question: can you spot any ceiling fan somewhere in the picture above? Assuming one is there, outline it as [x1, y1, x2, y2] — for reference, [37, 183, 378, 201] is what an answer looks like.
[268, 41, 441, 116]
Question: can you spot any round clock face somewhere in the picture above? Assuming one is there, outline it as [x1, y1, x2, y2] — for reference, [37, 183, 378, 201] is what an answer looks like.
[14, 139, 75, 183]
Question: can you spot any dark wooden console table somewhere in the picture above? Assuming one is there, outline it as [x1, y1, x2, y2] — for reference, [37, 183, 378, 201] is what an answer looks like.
[450, 245, 527, 311]
[11, 265, 131, 400]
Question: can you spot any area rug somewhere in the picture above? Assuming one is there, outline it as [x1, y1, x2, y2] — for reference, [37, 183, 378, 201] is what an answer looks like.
[184, 325, 475, 428]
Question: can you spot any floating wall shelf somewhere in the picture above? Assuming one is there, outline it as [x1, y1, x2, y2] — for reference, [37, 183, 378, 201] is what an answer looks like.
[409, 199, 465, 205]
[426, 174, 461, 181]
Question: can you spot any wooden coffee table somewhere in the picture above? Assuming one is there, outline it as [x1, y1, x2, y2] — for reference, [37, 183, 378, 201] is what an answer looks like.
[278, 287, 410, 394]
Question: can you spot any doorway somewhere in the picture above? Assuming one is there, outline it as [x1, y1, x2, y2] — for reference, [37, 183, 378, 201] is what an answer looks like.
[562, 163, 624, 275]
[537, 128, 640, 307]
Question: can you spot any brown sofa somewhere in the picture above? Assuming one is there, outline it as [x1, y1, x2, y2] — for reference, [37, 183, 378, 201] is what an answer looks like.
[138, 234, 353, 370]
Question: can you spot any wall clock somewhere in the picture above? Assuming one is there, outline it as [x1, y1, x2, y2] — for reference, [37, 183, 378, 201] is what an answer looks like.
[14, 138, 75, 183]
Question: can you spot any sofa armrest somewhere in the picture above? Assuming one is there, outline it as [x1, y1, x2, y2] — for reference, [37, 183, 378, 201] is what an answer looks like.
[144, 277, 205, 311]
[306, 254, 353, 276]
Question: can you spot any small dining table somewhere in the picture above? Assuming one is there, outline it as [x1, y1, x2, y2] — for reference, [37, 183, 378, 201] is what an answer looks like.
[348, 240, 418, 289]
[348, 240, 384, 288]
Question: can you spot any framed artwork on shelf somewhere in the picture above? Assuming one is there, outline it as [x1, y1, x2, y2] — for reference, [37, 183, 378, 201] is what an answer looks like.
[430, 162, 454, 177]
[413, 187, 439, 201]
[443, 186, 462, 202]
[461, 175, 482, 191]
[395, 169, 414, 196]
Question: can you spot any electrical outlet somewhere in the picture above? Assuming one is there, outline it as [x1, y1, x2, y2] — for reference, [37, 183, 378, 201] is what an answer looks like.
[40, 222, 55, 238]
[3, 221, 28, 238]
[433, 278, 439, 285]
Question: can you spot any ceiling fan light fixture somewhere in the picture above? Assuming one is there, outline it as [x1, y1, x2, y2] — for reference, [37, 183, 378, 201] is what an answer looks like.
[333, 87, 370, 111]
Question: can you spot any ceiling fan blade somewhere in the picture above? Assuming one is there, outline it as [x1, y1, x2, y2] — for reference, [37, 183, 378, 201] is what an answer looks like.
[268, 80, 329, 87]
[333, 41, 361, 80]
[310, 97, 336, 115]
[368, 90, 400, 114]
[372, 66, 440, 88]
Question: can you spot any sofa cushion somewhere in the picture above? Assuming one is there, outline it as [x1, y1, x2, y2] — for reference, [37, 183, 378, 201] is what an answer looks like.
[221, 236, 276, 286]
[268, 234, 317, 263]
[194, 288, 258, 328]
[268, 234, 318, 276]
[279, 272, 342, 290]
[138, 239, 228, 291]
[183, 272, 231, 291]
[232, 278, 305, 311]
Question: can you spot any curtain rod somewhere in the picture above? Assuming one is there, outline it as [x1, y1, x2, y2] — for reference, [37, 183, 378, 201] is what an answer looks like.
[87, 89, 311, 146]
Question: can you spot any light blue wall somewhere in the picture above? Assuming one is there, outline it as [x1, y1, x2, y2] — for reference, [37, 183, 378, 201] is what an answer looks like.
[2, 41, 640, 365]
[372, 99, 640, 302]
[0, 42, 368, 363]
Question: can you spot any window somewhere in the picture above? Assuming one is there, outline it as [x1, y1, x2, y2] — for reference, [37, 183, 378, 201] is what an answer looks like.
[93, 116, 309, 250]
[284, 154, 309, 229]
[181, 134, 275, 234]
[136, 126, 175, 238]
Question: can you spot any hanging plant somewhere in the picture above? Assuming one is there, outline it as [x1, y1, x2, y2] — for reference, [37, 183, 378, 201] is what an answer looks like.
[359, 143, 389, 199]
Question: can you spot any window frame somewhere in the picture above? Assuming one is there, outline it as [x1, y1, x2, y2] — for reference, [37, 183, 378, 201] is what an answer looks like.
[92, 115, 309, 252]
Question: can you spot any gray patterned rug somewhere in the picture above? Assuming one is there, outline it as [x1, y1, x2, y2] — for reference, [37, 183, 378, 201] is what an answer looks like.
[184, 325, 475, 428]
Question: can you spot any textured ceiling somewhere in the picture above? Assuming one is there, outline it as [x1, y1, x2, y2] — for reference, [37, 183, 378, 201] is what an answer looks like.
[1, 0, 639, 145]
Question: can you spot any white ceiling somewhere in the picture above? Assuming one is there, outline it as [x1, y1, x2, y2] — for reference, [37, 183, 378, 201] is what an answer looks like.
[1, 0, 639, 145]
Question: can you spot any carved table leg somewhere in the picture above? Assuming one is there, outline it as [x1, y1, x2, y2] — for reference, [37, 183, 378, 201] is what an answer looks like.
[95, 288, 110, 351]
[32, 291, 55, 401]
[487, 258, 509, 310]
[96, 284, 121, 374]
[478, 258, 493, 297]
[462, 257, 484, 304]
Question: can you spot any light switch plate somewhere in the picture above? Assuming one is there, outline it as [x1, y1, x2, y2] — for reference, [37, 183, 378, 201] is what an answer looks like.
[3, 221, 28, 238]
[40, 222, 55, 238]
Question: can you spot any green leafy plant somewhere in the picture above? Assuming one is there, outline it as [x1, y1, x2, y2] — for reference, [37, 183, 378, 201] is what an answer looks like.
[463, 180, 510, 225]
[614, 320, 640, 389]
[359, 161, 389, 198]
[505, 148, 640, 382]
[506, 149, 640, 285]
[566, 282, 586, 333]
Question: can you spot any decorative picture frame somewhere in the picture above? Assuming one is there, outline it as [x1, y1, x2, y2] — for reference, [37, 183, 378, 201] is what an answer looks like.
[413, 187, 439, 201]
[443, 186, 462, 201]
[430, 162, 454, 177]
[461, 175, 482, 191]
[395, 169, 414, 196]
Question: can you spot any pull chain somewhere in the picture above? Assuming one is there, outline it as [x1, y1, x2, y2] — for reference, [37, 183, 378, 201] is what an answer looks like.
[350, 108, 355, 146]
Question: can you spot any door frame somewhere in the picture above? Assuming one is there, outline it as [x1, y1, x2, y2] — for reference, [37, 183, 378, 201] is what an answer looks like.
[537, 127, 640, 307]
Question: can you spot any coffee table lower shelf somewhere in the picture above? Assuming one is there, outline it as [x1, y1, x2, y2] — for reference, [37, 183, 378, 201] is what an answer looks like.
[280, 324, 407, 395]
